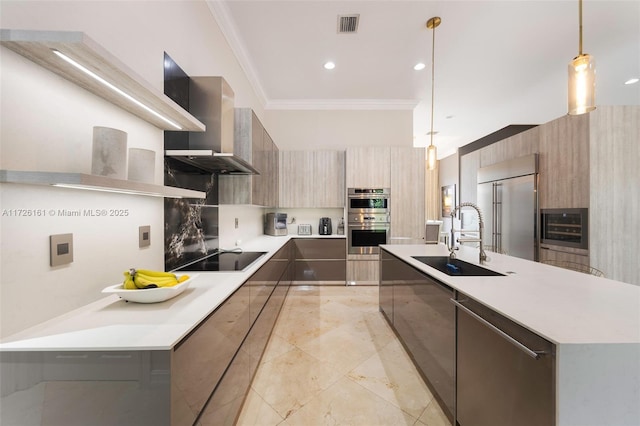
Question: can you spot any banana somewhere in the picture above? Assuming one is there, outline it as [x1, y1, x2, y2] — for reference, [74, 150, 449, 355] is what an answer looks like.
[133, 274, 166, 289]
[134, 269, 177, 279]
[123, 269, 186, 289]
[123, 271, 137, 290]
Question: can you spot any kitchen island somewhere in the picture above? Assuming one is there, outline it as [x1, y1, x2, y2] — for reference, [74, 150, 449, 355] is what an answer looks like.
[380, 243, 640, 426]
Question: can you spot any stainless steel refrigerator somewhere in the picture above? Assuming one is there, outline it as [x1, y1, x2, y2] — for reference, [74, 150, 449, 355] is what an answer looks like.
[476, 154, 539, 261]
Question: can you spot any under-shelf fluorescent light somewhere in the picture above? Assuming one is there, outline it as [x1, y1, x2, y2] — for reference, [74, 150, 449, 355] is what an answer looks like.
[625, 78, 639, 85]
[52, 183, 181, 198]
[52, 49, 183, 130]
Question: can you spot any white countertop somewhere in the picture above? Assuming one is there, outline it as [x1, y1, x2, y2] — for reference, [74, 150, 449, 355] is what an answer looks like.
[381, 244, 640, 345]
[0, 235, 294, 351]
[3, 237, 638, 352]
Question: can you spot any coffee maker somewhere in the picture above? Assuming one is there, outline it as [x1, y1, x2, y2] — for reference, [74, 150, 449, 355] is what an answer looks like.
[319, 217, 332, 235]
[265, 212, 287, 236]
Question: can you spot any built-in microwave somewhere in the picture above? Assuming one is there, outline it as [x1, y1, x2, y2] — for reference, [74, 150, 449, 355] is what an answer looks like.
[540, 208, 588, 249]
[347, 188, 390, 214]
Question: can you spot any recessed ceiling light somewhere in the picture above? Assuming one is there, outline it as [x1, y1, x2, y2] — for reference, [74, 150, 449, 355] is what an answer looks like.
[324, 61, 336, 70]
[624, 78, 639, 85]
[414, 63, 426, 71]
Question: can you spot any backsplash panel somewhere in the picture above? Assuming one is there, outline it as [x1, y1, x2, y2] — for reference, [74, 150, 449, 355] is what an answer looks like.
[164, 159, 218, 271]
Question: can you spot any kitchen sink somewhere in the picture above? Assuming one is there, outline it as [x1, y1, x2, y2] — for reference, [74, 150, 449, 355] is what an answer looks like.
[412, 256, 505, 277]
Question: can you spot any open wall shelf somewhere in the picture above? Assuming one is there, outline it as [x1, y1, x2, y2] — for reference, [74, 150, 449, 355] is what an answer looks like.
[0, 29, 205, 132]
[0, 170, 205, 199]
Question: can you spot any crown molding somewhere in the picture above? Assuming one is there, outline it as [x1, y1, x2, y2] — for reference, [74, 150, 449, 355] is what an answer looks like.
[205, 0, 268, 107]
[265, 99, 420, 111]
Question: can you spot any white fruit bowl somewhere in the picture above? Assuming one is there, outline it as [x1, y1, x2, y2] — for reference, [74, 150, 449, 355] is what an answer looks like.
[102, 274, 197, 303]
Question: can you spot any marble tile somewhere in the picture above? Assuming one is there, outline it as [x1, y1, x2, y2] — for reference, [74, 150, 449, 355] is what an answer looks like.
[236, 389, 285, 426]
[259, 333, 297, 364]
[285, 376, 418, 426]
[296, 320, 383, 376]
[240, 285, 449, 426]
[417, 399, 452, 426]
[250, 347, 343, 419]
[273, 302, 344, 347]
[347, 338, 434, 419]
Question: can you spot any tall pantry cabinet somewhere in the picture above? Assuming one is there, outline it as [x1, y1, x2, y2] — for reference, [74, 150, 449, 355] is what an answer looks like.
[346, 146, 426, 284]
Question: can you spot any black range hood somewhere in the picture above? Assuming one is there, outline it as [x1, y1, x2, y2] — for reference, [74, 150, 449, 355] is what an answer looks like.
[165, 76, 259, 175]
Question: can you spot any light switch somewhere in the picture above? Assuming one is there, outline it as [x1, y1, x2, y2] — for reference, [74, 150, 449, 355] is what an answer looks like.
[139, 225, 150, 247]
[50, 233, 73, 266]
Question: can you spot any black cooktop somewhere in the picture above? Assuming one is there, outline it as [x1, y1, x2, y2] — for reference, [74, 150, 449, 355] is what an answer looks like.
[173, 251, 267, 272]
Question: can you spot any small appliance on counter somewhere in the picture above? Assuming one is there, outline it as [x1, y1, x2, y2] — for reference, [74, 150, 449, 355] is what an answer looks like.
[298, 224, 312, 235]
[265, 212, 288, 236]
[319, 217, 332, 235]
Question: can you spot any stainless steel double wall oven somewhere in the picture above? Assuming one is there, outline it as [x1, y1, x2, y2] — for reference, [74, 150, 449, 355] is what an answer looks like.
[347, 188, 390, 254]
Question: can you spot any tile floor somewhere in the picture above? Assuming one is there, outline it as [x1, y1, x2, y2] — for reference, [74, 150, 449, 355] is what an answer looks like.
[236, 285, 452, 426]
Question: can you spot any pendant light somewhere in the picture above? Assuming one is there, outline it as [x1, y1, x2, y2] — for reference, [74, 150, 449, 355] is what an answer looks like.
[426, 17, 441, 170]
[568, 0, 596, 115]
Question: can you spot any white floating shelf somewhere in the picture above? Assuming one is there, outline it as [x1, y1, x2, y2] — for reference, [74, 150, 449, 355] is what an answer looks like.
[0, 29, 205, 132]
[0, 170, 206, 199]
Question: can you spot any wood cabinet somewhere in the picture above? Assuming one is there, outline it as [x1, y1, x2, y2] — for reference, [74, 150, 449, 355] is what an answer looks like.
[538, 114, 589, 209]
[346, 258, 379, 285]
[345, 147, 391, 188]
[278, 150, 345, 208]
[390, 147, 425, 244]
[219, 109, 279, 207]
[293, 238, 346, 284]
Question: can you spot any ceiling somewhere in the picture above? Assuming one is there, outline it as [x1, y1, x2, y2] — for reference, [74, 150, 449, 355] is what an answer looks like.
[208, 1, 639, 158]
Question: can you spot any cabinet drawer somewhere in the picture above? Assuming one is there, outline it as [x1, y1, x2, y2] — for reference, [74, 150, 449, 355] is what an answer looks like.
[294, 238, 346, 259]
[172, 285, 250, 421]
[294, 260, 346, 282]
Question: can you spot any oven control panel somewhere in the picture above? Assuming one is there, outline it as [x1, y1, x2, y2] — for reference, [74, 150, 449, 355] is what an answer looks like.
[348, 214, 390, 223]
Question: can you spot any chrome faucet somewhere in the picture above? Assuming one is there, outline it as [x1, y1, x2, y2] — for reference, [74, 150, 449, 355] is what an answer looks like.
[449, 202, 487, 264]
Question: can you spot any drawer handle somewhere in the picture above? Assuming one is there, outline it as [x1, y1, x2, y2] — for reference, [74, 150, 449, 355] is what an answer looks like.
[55, 354, 88, 359]
[450, 299, 546, 360]
[99, 354, 133, 359]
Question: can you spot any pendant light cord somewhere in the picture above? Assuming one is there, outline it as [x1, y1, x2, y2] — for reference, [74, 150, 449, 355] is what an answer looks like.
[578, 0, 583, 55]
[430, 22, 436, 147]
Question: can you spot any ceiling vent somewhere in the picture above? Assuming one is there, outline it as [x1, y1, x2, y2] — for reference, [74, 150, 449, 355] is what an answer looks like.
[338, 14, 359, 34]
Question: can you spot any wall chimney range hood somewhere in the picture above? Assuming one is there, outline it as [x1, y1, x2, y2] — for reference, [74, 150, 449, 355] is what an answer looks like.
[165, 76, 259, 175]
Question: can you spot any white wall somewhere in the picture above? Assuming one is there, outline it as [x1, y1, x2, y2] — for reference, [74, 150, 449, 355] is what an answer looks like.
[0, 0, 263, 337]
[264, 109, 413, 150]
[0, 1, 418, 336]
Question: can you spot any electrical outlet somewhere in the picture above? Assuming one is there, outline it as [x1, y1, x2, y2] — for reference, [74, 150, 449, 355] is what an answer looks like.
[235, 218, 239, 228]
[139, 225, 150, 247]
[50, 233, 73, 266]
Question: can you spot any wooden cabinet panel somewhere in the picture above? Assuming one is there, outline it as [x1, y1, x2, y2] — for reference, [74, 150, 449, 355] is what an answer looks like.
[479, 127, 540, 168]
[220, 109, 278, 207]
[346, 147, 391, 188]
[390, 147, 425, 241]
[589, 106, 640, 285]
[278, 150, 344, 208]
[346, 259, 379, 285]
[538, 114, 589, 209]
[278, 151, 314, 207]
[315, 150, 345, 207]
